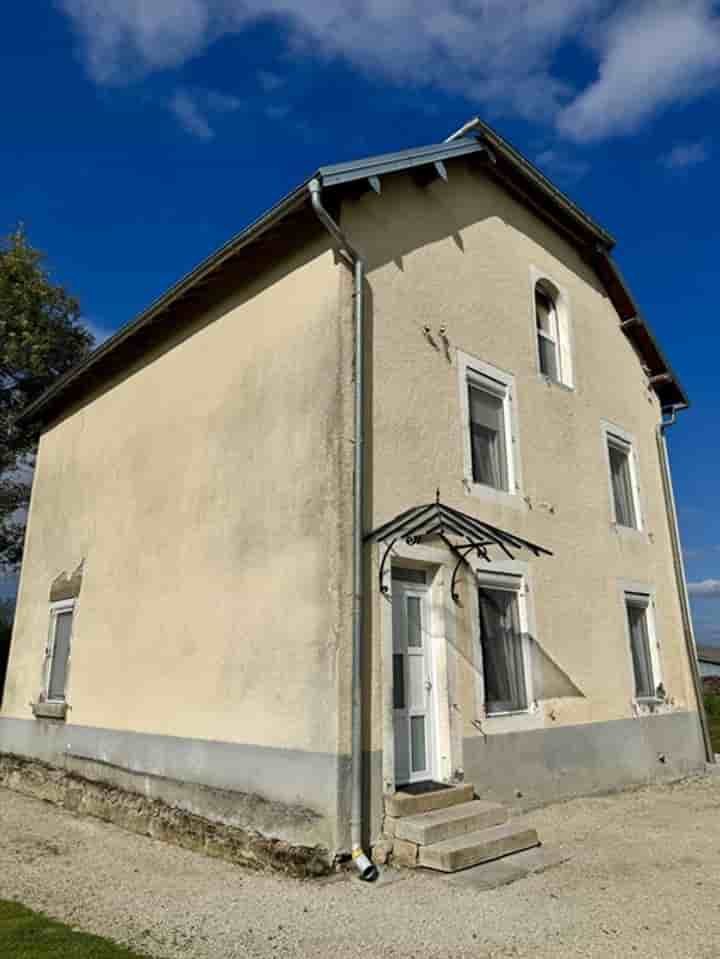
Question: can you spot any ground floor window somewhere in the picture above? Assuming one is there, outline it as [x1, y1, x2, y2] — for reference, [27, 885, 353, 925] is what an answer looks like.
[478, 582, 528, 714]
[44, 600, 75, 702]
[624, 592, 659, 700]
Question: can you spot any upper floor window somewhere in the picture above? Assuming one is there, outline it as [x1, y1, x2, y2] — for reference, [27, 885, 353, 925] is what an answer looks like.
[531, 272, 574, 389]
[603, 423, 642, 531]
[468, 381, 509, 491]
[458, 353, 522, 507]
[535, 285, 560, 381]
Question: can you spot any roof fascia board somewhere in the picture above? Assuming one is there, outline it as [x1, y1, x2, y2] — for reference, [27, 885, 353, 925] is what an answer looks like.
[317, 138, 489, 188]
[475, 120, 615, 249]
[594, 251, 688, 410]
[18, 181, 310, 426]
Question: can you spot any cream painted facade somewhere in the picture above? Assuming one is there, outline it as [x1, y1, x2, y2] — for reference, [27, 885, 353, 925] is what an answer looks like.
[0, 146, 706, 861]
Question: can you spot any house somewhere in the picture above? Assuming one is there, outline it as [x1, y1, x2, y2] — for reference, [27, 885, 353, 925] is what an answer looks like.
[697, 645, 720, 679]
[0, 118, 711, 876]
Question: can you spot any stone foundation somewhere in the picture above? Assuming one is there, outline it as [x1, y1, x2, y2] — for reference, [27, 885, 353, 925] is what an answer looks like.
[0, 752, 332, 878]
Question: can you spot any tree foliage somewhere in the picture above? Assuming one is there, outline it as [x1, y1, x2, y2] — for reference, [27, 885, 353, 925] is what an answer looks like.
[1, 227, 93, 569]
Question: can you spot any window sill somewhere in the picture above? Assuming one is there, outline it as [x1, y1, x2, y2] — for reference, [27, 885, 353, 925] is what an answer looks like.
[611, 523, 648, 543]
[538, 374, 574, 393]
[31, 700, 68, 721]
[464, 480, 528, 512]
[632, 697, 670, 716]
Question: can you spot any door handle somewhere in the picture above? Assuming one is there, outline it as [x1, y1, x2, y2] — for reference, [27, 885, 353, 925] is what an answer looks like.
[424, 679, 432, 692]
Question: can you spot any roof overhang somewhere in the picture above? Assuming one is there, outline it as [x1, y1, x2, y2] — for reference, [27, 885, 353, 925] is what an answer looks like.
[19, 121, 687, 426]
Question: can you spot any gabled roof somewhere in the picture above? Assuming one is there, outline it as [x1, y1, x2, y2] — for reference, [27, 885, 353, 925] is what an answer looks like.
[19, 121, 687, 426]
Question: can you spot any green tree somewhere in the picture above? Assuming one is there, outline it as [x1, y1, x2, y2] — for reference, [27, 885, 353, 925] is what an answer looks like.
[1, 227, 93, 569]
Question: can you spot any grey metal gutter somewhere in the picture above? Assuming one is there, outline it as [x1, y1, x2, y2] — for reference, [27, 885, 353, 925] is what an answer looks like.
[308, 179, 377, 881]
[657, 412, 714, 763]
[19, 124, 683, 426]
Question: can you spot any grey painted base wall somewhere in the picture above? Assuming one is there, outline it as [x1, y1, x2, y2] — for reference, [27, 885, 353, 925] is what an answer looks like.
[0, 716, 349, 852]
[463, 711, 706, 809]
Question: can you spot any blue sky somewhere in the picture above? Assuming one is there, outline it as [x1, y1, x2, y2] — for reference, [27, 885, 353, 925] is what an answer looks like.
[2, 1, 720, 642]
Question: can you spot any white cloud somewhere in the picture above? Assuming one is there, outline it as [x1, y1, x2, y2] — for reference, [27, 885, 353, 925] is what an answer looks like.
[57, 0, 597, 118]
[688, 579, 720, 597]
[557, 1, 720, 142]
[660, 141, 710, 169]
[58, 0, 720, 142]
[169, 87, 242, 139]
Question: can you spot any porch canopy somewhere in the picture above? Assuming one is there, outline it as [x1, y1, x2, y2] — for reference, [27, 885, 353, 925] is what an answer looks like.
[366, 495, 552, 602]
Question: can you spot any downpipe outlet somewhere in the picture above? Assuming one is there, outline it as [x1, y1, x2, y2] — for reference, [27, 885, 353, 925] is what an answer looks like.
[352, 845, 379, 882]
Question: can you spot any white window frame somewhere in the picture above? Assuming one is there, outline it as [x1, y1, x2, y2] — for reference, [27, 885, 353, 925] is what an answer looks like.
[474, 566, 534, 719]
[601, 420, 644, 533]
[42, 598, 75, 704]
[530, 268, 574, 390]
[458, 351, 524, 510]
[620, 586, 663, 705]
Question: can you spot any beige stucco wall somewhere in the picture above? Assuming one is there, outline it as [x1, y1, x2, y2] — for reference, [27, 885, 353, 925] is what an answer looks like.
[3, 232, 355, 767]
[340, 160, 698, 773]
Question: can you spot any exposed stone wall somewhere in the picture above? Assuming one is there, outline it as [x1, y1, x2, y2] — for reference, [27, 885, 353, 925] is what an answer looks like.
[0, 753, 332, 878]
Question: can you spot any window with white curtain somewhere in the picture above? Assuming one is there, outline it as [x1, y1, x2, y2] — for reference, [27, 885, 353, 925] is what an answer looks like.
[624, 592, 660, 700]
[604, 427, 641, 529]
[458, 353, 522, 505]
[468, 382, 509, 490]
[478, 583, 528, 714]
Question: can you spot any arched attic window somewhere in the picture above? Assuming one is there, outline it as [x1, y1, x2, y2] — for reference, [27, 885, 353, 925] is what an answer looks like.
[533, 278, 574, 388]
[534, 281, 561, 382]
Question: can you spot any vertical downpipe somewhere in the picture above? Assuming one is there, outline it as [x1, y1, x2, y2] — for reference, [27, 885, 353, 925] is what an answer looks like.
[308, 180, 378, 879]
[657, 412, 714, 763]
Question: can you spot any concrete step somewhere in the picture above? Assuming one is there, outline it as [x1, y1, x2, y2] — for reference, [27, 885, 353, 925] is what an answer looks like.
[389, 800, 508, 846]
[384, 783, 474, 819]
[418, 822, 540, 873]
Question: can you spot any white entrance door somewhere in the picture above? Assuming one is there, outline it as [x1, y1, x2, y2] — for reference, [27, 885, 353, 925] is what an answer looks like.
[392, 581, 435, 784]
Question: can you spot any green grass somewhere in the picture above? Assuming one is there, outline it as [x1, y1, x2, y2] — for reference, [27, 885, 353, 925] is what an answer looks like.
[704, 693, 720, 754]
[0, 901, 150, 958]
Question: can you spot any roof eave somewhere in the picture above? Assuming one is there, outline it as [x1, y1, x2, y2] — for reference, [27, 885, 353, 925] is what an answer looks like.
[18, 180, 311, 427]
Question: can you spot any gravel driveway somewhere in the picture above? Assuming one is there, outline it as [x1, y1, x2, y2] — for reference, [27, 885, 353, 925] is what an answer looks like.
[2, 776, 720, 958]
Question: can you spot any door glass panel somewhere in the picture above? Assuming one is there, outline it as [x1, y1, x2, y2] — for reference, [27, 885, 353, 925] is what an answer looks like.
[407, 596, 422, 647]
[407, 656, 425, 710]
[410, 716, 427, 772]
[393, 654, 405, 709]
